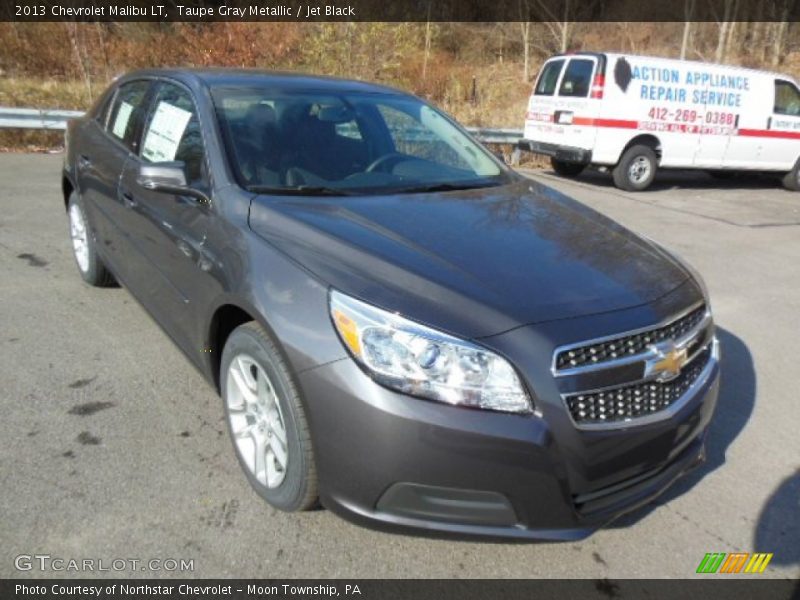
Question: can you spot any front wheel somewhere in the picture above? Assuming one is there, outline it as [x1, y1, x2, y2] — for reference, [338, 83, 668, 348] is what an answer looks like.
[551, 158, 585, 178]
[221, 322, 318, 512]
[67, 192, 115, 287]
[612, 145, 658, 191]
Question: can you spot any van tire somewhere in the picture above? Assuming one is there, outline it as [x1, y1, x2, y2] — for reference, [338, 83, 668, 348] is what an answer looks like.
[613, 145, 658, 191]
[551, 158, 585, 178]
[781, 159, 800, 191]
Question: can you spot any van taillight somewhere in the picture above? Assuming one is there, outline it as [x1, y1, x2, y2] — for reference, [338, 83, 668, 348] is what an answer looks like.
[591, 73, 605, 99]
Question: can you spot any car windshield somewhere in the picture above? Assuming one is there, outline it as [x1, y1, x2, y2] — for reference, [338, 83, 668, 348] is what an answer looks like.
[211, 87, 510, 195]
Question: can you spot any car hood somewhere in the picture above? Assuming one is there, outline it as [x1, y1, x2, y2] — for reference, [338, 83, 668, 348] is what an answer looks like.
[248, 179, 691, 338]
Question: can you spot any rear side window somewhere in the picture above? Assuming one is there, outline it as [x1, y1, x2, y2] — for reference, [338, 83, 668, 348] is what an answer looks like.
[774, 80, 800, 116]
[559, 59, 595, 97]
[107, 80, 151, 151]
[534, 60, 565, 96]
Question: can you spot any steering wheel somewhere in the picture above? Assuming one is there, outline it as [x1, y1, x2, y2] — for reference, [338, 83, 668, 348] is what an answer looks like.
[365, 152, 407, 173]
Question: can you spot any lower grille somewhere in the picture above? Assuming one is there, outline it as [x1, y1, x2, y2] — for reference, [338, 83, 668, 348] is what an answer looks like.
[565, 345, 712, 425]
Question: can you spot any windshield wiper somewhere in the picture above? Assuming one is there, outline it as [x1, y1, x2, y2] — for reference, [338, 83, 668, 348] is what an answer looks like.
[392, 181, 501, 194]
[247, 185, 361, 196]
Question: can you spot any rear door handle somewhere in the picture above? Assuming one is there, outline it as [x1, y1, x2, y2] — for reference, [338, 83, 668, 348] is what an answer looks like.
[121, 190, 137, 208]
[78, 154, 92, 169]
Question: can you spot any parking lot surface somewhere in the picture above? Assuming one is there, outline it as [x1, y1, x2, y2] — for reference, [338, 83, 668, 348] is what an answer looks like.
[1, 153, 798, 579]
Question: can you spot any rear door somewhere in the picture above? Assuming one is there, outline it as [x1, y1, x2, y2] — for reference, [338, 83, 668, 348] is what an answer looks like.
[524, 56, 600, 152]
[78, 79, 152, 273]
[759, 79, 800, 169]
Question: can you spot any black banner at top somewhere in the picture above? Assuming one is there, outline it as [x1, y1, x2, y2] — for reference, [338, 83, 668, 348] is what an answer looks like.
[3, 0, 800, 22]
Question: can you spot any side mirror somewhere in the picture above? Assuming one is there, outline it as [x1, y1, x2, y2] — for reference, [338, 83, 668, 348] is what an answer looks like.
[136, 161, 209, 204]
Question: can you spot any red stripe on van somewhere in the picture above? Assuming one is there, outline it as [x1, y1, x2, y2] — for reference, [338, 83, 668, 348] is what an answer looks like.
[572, 117, 638, 128]
[738, 128, 800, 140]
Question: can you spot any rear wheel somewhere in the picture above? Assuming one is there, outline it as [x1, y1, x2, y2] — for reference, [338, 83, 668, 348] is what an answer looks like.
[781, 158, 800, 191]
[67, 192, 115, 287]
[551, 158, 585, 178]
[612, 144, 658, 191]
[221, 321, 318, 512]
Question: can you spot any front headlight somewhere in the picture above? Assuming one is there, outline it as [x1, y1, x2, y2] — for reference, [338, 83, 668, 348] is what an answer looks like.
[329, 290, 533, 414]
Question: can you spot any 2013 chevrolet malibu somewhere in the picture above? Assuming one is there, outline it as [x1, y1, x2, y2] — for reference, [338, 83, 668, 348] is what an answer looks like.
[62, 69, 720, 540]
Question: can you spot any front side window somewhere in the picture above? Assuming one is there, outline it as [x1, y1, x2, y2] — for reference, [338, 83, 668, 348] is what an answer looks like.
[106, 80, 151, 151]
[212, 88, 509, 195]
[774, 80, 800, 116]
[559, 59, 595, 97]
[534, 60, 565, 96]
[140, 82, 206, 188]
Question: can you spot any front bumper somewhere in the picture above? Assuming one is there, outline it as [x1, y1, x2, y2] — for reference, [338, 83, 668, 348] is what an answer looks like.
[298, 340, 720, 541]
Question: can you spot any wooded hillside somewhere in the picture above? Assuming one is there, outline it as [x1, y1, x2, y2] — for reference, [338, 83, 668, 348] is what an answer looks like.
[1, 20, 798, 149]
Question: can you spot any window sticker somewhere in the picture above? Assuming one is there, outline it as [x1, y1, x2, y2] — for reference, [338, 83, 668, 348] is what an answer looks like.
[111, 101, 134, 139]
[141, 101, 193, 162]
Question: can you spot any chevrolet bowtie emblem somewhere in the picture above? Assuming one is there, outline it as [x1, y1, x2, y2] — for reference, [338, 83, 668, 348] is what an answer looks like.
[647, 341, 689, 382]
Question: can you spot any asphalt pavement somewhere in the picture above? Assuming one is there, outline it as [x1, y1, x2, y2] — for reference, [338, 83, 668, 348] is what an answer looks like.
[1, 153, 798, 580]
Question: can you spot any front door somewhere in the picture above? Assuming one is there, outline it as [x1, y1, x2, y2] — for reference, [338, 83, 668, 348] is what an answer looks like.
[117, 80, 215, 350]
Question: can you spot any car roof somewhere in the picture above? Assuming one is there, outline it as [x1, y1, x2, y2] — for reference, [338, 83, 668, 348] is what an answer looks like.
[120, 68, 411, 96]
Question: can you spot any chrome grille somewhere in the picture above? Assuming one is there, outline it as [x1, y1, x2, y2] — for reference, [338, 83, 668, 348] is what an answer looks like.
[564, 345, 712, 425]
[554, 305, 707, 371]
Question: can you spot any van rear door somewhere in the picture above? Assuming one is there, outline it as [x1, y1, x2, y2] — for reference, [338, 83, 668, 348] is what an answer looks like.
[524, 55, 602, 156]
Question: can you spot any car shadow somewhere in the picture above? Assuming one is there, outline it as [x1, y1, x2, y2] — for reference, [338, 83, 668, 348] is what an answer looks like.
[561, 168, 785, 192]
[754, 469, 800, 567]
[612, 327, 756, 527]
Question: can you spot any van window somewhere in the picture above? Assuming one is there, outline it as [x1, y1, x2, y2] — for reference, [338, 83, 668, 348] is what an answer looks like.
[534, 60, 565, 96]
[559, 59, 595, 97]
[774, 80, 800, 116]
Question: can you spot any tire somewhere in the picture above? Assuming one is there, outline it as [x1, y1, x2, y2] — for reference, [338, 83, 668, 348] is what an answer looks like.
[782, 158, 800, 191]
[612, 144, 658, 191]
[551, 158, 585, 178]
[221, 321, 318, 512]
[67, 192, 115, 287]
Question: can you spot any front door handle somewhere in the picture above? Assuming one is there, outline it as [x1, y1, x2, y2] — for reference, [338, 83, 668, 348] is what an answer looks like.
[78, 154, 92, 169]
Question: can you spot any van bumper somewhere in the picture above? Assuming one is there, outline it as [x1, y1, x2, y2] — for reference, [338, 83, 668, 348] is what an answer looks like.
[521, 139, 592, 164]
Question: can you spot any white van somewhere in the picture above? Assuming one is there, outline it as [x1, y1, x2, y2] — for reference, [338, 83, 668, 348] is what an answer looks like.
[521, 52, 800, 191]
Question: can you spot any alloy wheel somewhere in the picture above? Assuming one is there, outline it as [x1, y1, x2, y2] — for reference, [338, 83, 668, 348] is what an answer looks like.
[226, 354, 289, 489]
[628, 156, 652, 184]
[69, 203, 90, 273]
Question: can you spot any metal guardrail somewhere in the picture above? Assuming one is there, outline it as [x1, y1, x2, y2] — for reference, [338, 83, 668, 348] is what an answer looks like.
[0, 105, 524, 143]
[0, 107, 85, 130]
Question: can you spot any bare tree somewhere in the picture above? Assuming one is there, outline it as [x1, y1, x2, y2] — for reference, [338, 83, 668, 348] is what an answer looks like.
[713, 0, 738, 63]
[534, 0, 572, 54]
[519, 0, 532, 82]
[680, 0, 696, 59]
[64, 22, 93, 99]
[770, 0, 792, 67]
[422, 8, 433, 81]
